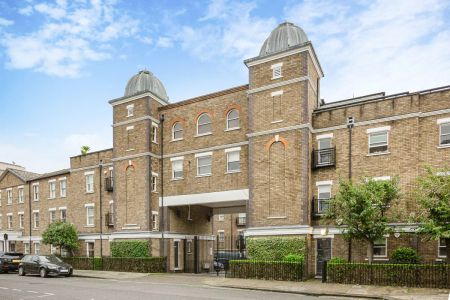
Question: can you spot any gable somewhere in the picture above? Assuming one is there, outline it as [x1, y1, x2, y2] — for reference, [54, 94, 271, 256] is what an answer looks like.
[0, 170, 25, 189]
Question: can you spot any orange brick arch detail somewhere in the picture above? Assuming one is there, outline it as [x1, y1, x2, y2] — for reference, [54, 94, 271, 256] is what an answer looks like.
[194, 109, 214, 125]
[125, 163, 136, 171]
[264, 135, 288, 151]
[169, 116, 186, 129]
[223, 103, 243, 117]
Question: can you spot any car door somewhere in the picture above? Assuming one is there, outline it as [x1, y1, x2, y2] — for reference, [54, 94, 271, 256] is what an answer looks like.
[30, 256, 40, 274]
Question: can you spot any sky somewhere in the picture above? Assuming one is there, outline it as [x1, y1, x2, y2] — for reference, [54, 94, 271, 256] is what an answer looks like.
[0, 0, 449, 173]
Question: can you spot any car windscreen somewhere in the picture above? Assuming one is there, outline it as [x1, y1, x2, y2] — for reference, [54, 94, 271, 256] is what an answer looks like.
[39, 256, 63, 264]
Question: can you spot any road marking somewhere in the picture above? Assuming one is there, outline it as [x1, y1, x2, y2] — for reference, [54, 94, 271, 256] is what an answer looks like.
[0, 287, 8, 290]
[13, 288, 22, 292]
[37, 292, 54, 298]
[28, 291, 39, 293]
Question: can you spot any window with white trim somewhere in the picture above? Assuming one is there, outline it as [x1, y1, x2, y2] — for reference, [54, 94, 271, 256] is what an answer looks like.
[49, 210, 56, 224]
[317, 184, 332, 214]
[33, 211, 40, 229]
[87, 242, 94, 257]
[218, 230, 225, 242]
[18, 213, 24, 229]
[7, 214, 12, 229]
[172, 122, 183, 140]
[197, 113, 212, 135]
[373, 238, 387, 257]
[126, 104, 134, 117]
[439, 123, 450, 146]
[151, 174, 158, 192]
[171, 159, 183, 180]
[226, 109, 239, 130]
[60, 179, 67, 197]
[50, 244, 57, 254]
[24, 242, 30, 254]
[271, 63, 282, 79]
[438, 238, 447, 258]
[218, 214, 224, 221]
[33, 184, 39, 201]
[152, 125, 158, 143]
[86, 174, 94, 193]
[18, 188, 24, 203]
[7, 189, 12, 205]
[60, 208, 67, 222]
[226, 151, 240, 173]
[49, 181, 56, 199]
[34, 242, 40, 255]
[152, 211, 159, 231]
[197, 155, 212, 176]
[369, 131, 389, 154]
[317, 137, 332, 165]
[86, 205, 94, 226]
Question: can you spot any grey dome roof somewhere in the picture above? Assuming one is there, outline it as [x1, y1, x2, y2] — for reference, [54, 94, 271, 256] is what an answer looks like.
[259, 22, 309, 57]
[124, 70, 169, 101]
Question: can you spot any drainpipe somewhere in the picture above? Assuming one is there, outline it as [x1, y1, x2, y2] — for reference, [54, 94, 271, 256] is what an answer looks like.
[28, 182, 32, 254]
[99, 160, 103, 258]
[160, 114, 166, 264]
[347, 119, 354, 262]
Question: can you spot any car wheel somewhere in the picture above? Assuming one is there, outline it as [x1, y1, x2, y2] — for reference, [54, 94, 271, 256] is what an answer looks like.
[39, 268, 47, 278]
[18, 267, 25, 276]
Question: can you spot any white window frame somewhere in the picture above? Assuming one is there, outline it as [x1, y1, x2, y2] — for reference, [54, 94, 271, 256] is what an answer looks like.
[367, 126, 390, 155]
[85, 204, 95, 226]
[18, 212, 24, 229]
[218, 230, 225, 242]
[218, 214, 225, 221]
[6, 188, 12, 205]
[317, 183, 332, 214]
[59, 207, 67, 222]
[225, 147, 241, 173]
[33, 210, 40, 229]
[34, 242, 40, 255]
[18, 187, 24, 203]
[32, 183, 39, 201]
[49, 180, 56, 199]
[24, 242, 30, 254]
[59, 178, 67, 198]
[7, 213, 13, 229]
[151, 172, 158, 192]
[438, 238, 447, 258]
[85, 172, 94, 193]
[196, 152, 212, 176]
[373, 237, 388, 258]
[439, 122, 450, 147]
[126, 104, 134, 117]
[171, 157, 184, 180]
[271, 62, 283, 79]
[196, 113, 212, 136]
[152, 211, 159, 231]
[152, 122, 158, 144]
[49, 208, 56, 224]
[172, 122, 183, 141]
[86, 241, 95, 257]
[226, 109, 240, 130]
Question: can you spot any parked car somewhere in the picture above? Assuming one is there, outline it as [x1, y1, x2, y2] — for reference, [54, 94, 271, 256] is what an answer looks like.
[0, 252, 24, 272]
[18, 255, 73, 278]
[0, 258, 10, 274]
[213, 250, 246, 271]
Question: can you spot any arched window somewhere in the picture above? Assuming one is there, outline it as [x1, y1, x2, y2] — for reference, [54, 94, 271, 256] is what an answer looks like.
[226, 109, 239, 130]
[172, 122, 183, 140]
[197, 113, 212, 135]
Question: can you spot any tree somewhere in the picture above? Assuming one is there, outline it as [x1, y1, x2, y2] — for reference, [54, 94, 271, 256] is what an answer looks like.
[80, 145, 90, 155]
[414, 167, 450, 262]
[325, 177, 400, 263]
[42, 221, 79, 256]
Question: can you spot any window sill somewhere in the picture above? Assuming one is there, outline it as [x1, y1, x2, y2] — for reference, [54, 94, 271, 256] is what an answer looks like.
[32, 228, 40, 231]
[85, 191, 94, 194]
[271, 76, 283, 80]
[125, 149, 135, 152]
[366, 151, 390, 157]
[84, 225, 95, 228]
[60, 196, 66, 198]
[127, 115, 134, 118]
[48, 197, 56, 200]
[271, 120, 283, 124]
[195, 133, 212, 138]
[196, 174, 212, 178]
[18, 202, 24, 204]
[225, 170, 241, 174]
[33, 199, 39, 202]
[171, 138, 183, 142]
[171, 178, 184, 181]
[437, 144, 450, 149]
[152, 141, 158, 145]
[7, 204, 12, 206]
[224, 127, 240, 132]
[267, 216, 287, 219]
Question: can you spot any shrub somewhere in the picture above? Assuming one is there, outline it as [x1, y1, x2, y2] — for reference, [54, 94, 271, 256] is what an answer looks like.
[229, 260, 304, 281]
[328, 257, 347, 264]
[390, 247, 420, 264]
[283, 254, 304, 263]
[110, 240, 150, 258]
[246, 237, 306, 261]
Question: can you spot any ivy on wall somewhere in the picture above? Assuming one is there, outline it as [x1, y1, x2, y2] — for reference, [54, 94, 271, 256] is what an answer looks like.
[110, 240, 150, 258]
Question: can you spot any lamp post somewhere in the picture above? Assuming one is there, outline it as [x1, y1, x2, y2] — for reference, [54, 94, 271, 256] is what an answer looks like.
[3, 233, 8, 252]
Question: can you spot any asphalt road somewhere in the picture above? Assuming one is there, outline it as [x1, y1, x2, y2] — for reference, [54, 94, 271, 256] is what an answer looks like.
[0, 273, 353, 300]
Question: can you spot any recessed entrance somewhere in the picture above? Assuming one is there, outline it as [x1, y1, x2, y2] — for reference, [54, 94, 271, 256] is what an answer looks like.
[316, 238, 332, 276]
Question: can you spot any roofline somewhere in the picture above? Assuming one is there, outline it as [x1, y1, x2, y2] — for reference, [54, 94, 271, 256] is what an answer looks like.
[159, 84, 249, 111]
[0, 168, 40, 183]
[315, 84, 450, 113]
[70, 148, 113, 159]
[108, 90, 169, 107]
[32, 169, 70, 181]
[0, 161, 25, 169]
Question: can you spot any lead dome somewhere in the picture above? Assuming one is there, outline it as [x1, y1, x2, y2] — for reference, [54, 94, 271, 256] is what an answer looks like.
[259, 22, 309, 57]
[124, 70, 169, 101]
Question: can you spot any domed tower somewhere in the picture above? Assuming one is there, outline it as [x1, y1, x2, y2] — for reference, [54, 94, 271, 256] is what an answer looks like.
[109, 70, 169, 236]
[244, 22, 323, 229]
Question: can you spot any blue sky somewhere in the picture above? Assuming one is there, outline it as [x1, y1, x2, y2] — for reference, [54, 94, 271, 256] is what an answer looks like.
[0, 0, 449, 173]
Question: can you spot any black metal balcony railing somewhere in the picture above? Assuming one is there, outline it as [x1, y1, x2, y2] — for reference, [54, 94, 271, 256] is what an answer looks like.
[312, 147, 336, 169]
[236, 217, 246, 226]
[105, 177, 113, 192]
[312, 197, 331, 217]
[105, 212, 114, 227]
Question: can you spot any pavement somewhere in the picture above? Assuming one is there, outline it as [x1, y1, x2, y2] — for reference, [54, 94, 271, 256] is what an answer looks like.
[73, 270, 450, 300]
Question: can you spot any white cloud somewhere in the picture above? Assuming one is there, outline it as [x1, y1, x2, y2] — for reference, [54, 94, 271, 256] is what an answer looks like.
[18, 6, 34, 16]
[0, 0, 140, 77]
[285, 0, 450, 101]
[0, 17, 14, 27]
[156, 36, 173, 48]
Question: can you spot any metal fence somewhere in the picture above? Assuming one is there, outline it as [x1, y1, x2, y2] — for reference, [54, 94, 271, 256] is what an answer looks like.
[325, 261, 450, 289]
[226, 260, 305, 281]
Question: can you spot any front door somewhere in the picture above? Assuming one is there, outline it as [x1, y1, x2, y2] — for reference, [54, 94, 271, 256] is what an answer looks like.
[174, 241, 180, 269]
[316, 238, 332, 276]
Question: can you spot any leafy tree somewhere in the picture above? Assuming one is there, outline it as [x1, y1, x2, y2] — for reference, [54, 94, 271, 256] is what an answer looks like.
[414, 167, 450, 262]
[42, 221, 79, 256]
[325, 177, 400, 263]
[80, 145, 90, 155]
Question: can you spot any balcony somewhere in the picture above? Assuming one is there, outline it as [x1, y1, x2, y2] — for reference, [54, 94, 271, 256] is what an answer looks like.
[236, 216, 246, 226]
[105, 212, 114, 227]
[312, 147, 336, 169]
[105, 177, 113, 192]
[312, 197, 331, 217]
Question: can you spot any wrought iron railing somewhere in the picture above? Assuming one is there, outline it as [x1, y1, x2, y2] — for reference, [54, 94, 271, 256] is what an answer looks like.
[105, 212, 114, 227]
[312, 197, 331, 217]
[312, 147, 336, 169]
[104, 177, 113, 192]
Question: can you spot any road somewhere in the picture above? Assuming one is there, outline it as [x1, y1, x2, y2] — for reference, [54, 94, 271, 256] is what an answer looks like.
[0, 273, 352, 300]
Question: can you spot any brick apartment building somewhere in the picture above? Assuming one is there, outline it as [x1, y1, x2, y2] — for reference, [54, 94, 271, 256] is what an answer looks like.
[1, 22, 449, 276]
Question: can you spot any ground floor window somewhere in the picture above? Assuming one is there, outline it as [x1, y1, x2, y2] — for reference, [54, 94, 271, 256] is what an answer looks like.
[9, 241, 15, 252]
[218, 230, 225, 243]
[24, 243, 30, 254]
[34, 243, 40, 255]
[438, 238, 447, 258]
[152, 211, 159, 231]
[50, 244, 57, 254]
[373, 238, 387, 257]
[86, 242, 94, 257]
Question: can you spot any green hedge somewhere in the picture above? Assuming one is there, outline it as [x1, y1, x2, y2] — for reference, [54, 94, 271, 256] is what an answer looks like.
[246, 237, 306, 261]
[390, 247, 420, 264]
[110, 240, 150, 258]
[327, 262, 450, 288]
[228, 260, 305, 281]
[62, 257, 166, 273]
